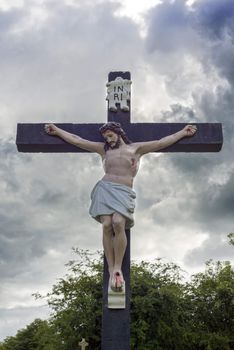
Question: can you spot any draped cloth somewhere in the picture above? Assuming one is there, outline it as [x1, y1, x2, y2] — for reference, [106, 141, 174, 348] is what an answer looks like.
[89, 180, 136, 229]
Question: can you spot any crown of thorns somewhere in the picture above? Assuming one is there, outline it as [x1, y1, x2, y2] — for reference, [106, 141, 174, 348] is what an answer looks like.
[99, 122, 124, 135]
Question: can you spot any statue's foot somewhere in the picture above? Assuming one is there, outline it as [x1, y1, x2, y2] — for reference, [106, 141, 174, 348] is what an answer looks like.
[108, 272, 126, 309]
[111, 271, 124, 292]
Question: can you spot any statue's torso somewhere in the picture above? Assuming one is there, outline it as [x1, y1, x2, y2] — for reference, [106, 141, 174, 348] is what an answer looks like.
[101, 144, 140, 188]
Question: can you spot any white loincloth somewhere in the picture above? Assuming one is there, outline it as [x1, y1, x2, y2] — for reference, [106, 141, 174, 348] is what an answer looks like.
[89, 180, 136, 229]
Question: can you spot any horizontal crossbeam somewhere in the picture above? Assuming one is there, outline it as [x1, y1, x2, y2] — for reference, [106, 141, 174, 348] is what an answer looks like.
[16, 122, 223, 153]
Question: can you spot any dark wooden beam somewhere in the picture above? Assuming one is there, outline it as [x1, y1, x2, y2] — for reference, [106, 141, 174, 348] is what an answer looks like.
[102, 231, 130, 350]
[16, 122, 223, 153]
[16, 123, 103, 153]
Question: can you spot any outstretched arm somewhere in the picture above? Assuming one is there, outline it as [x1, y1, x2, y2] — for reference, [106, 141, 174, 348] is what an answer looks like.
[135, 125, 197, 156]
[44, 123, 105, 155]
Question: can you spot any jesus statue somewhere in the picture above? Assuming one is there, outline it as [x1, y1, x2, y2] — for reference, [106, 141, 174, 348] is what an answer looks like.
[45, 121, 197, 292]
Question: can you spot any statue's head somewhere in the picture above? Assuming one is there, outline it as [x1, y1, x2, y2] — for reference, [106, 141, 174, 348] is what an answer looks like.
[99, 122, 131, 151]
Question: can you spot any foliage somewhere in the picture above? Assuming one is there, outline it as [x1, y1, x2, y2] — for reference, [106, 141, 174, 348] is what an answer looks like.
[0, 319, 62, 350]
[35, 248, 103, 350]
[130, 259, 187, 350]
[184, 260, 234, 350]
[1, 239, 233, 350]
[227, 232, 234, 246]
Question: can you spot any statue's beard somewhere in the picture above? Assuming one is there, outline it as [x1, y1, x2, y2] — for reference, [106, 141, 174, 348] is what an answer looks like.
[108, 135, 121, 150]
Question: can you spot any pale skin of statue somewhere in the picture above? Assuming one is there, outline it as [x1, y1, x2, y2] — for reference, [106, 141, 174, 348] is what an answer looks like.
[44, 123, 197, 290]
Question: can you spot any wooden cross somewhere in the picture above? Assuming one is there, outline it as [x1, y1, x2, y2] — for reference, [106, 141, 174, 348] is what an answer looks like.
[78, 338, 89, 350]
[16, 71, 223, 350]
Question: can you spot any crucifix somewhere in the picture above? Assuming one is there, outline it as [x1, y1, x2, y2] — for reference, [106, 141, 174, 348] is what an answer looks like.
[78, 338, 89, 350]
[16, 71, 223, 350]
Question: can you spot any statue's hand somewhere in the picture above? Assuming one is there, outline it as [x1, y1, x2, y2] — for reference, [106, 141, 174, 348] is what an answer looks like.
[44, 123, 58, 136]
[183, 124, 197, 137]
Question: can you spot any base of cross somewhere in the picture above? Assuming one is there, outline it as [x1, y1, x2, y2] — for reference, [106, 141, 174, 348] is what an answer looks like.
[108, 283, 126, 309]
[102, 230, 130, 350]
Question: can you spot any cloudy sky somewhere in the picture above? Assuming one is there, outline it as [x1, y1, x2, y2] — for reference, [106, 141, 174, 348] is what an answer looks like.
[0, 0, 234, 341]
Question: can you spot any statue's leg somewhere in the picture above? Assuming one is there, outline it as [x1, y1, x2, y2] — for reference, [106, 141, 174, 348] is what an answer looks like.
[111, 212, 127, 290]
[100, 215, 115, 279]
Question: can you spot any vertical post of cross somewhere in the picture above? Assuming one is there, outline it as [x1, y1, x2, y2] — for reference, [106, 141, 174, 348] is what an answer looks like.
[101, 72, 131, 350]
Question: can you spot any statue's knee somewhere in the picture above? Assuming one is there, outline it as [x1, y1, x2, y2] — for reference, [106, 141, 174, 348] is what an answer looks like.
[112, 216, 125, 232]
[102, 219, 112, 234]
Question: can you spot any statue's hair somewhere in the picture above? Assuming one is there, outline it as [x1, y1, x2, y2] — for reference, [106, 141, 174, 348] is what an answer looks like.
[99, 122, 131, 151]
